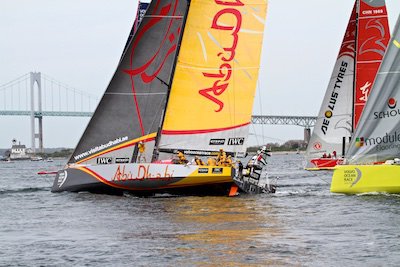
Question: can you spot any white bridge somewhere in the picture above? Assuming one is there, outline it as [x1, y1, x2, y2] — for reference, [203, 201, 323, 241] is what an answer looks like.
[0, 72, 316, 151]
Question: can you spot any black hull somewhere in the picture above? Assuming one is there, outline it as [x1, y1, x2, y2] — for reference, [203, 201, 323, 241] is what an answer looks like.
[51, 164, 271, 197]
[57, 181, 234, 197]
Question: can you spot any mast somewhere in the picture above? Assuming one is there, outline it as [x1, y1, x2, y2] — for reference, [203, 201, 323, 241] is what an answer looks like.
[152, 0, 191, 162]
[351, 0, 360, 134]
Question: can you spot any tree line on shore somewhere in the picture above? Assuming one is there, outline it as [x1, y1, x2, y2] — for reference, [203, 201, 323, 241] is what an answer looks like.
[2, 139, 307, 159]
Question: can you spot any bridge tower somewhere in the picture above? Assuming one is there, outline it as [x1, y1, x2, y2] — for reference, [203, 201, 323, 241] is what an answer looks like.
[30, 72, 43, 154]
[304, 128, 311, 144]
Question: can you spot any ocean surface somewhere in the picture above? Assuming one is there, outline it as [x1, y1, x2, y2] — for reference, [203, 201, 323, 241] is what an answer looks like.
[1, 154, 399, 266]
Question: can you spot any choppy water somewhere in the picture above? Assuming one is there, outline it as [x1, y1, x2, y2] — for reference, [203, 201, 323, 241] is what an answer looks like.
[1, 154, 400, 266]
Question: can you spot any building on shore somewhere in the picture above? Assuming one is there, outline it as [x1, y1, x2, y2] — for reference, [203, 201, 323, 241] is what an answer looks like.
[10, 139, 32, 160]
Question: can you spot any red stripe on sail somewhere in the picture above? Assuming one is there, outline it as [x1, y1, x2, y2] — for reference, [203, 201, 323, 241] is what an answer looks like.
[161, 122, 250, 135]
[353, 1, 390, 129]
[124, 0, 180, 136]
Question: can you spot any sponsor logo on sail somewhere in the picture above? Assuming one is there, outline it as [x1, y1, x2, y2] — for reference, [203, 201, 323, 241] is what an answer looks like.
[313, 142, 322, 150]
[358, 81, 372, 102]
[74, 136, 129, 161]
[228, 138, 244, 146]
[209, 139, 225, 145]
[97, 157, 113, 164]
[321, 61, 348, 135]
[198, 168, 209, 174]
[355, 137, 364, 148]
[356, 132, 400, 151]
[388, 98, 397, 108]
[373, 98, 399, 119]
[115, 158, 130, 164]
[198, 1, 244, 112]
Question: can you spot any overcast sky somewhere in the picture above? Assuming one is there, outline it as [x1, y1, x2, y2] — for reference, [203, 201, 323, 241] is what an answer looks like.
[0, 0, 399, 149]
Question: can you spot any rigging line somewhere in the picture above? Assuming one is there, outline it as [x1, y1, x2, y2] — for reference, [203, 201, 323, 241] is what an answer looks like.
[66, 85, 68, 111]
[51, 80, 54, 111]
[317, 176, 330, 185]
[0, 73, 29, 89]
[179, 65, 259, 71]
[11, 84, 13, 110]
[232, 62, 237, 158]
[43, 78, 46, 111]
[146, 94, 166, 137]
[104, 92, 167, 96]
[145, 15, 183, 18]
[25, 78, 28, 110]
[251, 124, 259, 145]
[43, 73, 98, 99]
[257, 79, 265, 145]
[18, 80, 21, 110]
[155, 76, 170, 87]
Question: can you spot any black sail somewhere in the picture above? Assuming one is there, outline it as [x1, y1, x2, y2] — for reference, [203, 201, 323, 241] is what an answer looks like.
[69, 0, 187, 164]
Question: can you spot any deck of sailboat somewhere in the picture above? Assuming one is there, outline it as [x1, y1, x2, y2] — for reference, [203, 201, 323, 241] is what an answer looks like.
[305, 158, 344, 171]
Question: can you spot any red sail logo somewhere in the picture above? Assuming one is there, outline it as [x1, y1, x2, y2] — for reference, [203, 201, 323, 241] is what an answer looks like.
[199, 0, 244, 112]
[123, 0, 181, 135]
[388, 98, 397, 109]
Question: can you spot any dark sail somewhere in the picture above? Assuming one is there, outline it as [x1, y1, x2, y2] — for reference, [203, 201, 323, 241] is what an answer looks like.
[69, 0, 187, 164]
[120, 1, 150, 61]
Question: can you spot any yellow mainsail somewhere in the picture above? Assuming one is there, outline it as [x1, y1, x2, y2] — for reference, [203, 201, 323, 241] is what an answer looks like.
[159, 0, 268, 153]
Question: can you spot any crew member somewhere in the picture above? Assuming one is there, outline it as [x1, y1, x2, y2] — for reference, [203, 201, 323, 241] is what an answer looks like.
[207, 157, 217, 166]
[138, 141, 146, 162]
[195, 156, 205, 166]
[216, 148, 226, 166]
[177, 151, 188, 165]
[236, 160, 244, 178]
[225, 155, 233, 167]
[256, 146, 270, 166]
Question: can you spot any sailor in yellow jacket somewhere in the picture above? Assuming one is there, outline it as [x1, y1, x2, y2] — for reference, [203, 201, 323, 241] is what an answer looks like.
[207, 157, 217, 166]
[138, 141, 146, 162]
[194, 156, 205, 166]
[177, 151, 188, 165]
[216, 148, 226, 166]
[224, 155, 233, 167]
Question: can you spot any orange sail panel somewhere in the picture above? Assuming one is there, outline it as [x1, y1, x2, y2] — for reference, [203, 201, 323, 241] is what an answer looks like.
[159, 0, 268, 154]
[353, 0, 390, 129]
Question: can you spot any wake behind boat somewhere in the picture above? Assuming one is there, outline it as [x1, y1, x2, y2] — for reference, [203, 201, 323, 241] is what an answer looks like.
[51, 0, 274, 196]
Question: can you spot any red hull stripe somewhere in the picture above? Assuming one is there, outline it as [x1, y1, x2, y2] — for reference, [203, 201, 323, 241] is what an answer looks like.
[161, 122, 250, 135]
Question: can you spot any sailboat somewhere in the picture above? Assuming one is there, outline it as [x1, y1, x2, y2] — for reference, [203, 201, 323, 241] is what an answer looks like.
[331, 14, 400, 194]
[51, 0, 271, 196]
[305, 0, 390, 170]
